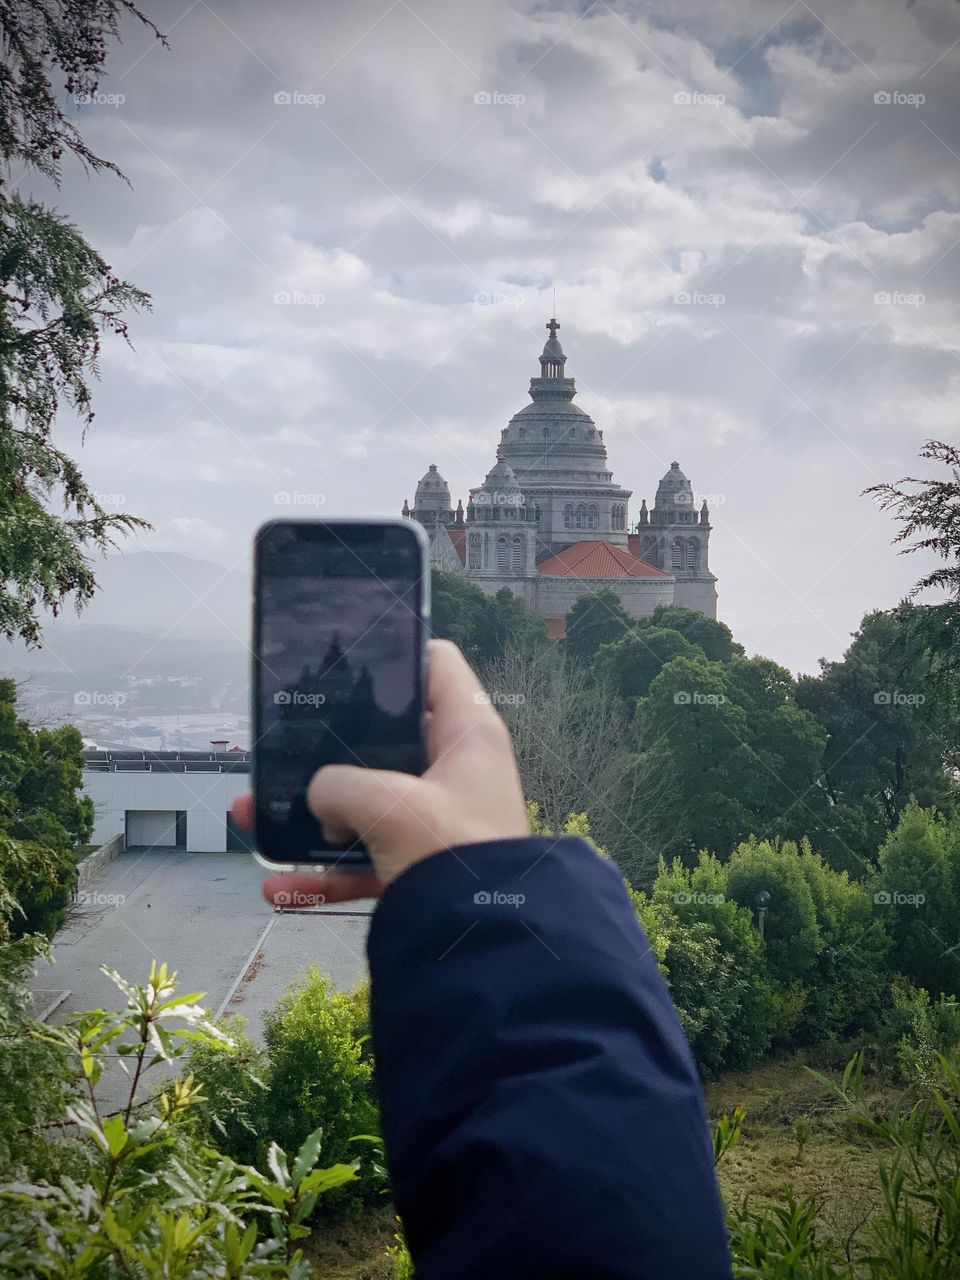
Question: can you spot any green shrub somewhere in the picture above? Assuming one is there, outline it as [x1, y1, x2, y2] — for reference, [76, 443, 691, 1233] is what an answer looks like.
[258, 969, 379, 1202]
[0, 963, 362, 1278]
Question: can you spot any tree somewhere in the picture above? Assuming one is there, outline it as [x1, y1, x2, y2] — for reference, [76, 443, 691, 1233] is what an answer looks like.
[0, 678, 92, 937]
[596, 626, 703, 700]
[483, 643, 669, 881]
[797, 607, 959, 872]
[1, 1, 163, 643]
[564, 588, 633, 663]
[724, 838, 822, 987]
[635, 654, 827, 862]
[865, 439, 960, 679]
[430, 569, 493, 663]
[430, 572, 546, 664]
[874, 802, 960, 996]
[473, 587, 547, 663]
[641, 605, 742, 664]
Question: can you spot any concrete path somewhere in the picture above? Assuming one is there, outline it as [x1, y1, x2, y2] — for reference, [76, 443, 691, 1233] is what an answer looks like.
[31, 849, 374, 1111]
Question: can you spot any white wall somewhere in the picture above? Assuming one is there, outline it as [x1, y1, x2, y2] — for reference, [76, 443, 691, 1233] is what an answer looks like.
[84, 771, 251, 853]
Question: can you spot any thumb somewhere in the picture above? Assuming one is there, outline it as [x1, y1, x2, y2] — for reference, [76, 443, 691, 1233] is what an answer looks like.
[307, 763, 428, 851]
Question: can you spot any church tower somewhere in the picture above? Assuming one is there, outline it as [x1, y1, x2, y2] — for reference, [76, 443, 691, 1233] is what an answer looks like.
[638, 461, 717, 618]
[465, 459, 537, 599]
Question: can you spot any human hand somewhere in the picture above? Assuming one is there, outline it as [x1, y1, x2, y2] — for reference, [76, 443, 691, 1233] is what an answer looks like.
[231, 639, 528, 907]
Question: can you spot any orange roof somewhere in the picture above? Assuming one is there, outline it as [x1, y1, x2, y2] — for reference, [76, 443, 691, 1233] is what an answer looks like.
[627, 533, 640, 556]
[448, 527, 466, 564]
[537, 540, 669, 579]
[545, 616, 566, 639]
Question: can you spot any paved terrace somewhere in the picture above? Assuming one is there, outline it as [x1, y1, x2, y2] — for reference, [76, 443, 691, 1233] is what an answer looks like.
[32, 849, 374, 1111]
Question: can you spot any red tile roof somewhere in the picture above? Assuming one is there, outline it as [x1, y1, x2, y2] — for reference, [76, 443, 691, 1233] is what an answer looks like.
[448, 527, 466, 564]
[545, 616, 567, 639]
[537, 540, 669, 579]
[627, 533, 640, 556]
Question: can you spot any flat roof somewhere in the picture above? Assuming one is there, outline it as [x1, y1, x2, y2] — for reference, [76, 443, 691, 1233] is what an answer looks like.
[83, 749, 250, 774]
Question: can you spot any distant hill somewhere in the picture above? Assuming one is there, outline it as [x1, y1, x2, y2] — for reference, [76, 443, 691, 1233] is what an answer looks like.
[2, 554, 251, 728]
[4, 552, 250, 665]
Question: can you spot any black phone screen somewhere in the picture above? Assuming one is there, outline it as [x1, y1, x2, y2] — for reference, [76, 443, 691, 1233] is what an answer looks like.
[253, 520, 428, 866]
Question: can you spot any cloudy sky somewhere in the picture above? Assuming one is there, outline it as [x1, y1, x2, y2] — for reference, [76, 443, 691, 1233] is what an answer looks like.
[34, 0, 960, 676]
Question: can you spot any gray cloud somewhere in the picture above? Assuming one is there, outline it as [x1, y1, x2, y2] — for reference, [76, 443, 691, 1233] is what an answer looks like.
[23, 0, 960, 675]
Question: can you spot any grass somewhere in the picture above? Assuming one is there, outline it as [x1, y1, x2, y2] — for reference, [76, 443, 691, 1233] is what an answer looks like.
[304, 1204, 398, 1279]
[706, 1054, 895, 1255]
[303, 1052, 898, 1275]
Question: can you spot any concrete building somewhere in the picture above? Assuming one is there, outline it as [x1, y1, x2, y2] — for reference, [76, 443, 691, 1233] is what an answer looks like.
[83, 749, 253, 852]
[402, 318, 718, 632]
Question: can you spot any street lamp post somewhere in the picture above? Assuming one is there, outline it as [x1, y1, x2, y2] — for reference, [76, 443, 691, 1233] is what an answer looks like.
[755, 889, 771, 942]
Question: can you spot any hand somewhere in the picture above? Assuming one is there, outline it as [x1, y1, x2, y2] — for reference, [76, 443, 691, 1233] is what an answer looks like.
[231, 639, 529, 907]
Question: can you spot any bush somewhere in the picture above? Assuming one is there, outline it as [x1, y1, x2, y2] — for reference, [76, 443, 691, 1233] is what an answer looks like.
[0, 963, 363, 1278]
[187, 970, 380, 1209]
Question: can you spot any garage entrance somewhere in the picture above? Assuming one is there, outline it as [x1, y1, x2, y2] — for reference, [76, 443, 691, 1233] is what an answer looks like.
[125, 810, 187, 850]
[226, 813, 256, 852]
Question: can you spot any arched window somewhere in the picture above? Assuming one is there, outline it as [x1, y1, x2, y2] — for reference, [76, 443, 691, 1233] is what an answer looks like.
[511, 536, 524, 571]
[611, 503, 623, 531]
[672, 537, 685, 570]
[496, 536, 508, 572]
[686, 538, 700, 571]
[587, 503, 598, 529]
[563, 503, 574, 529]
[641, 535, 658, 566]
[468, 531, 481, 569]
[575, 503, 585, 529]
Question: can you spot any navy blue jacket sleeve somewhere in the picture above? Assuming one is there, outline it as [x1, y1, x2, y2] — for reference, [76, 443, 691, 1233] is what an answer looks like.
[367, 835, 732, 1280]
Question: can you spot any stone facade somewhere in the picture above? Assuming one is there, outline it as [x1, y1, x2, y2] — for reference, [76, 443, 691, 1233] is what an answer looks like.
[402, 319, 718, 629]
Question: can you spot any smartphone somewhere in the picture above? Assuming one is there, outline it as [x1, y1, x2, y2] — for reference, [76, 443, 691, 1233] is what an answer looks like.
[252, 518, 430, 870]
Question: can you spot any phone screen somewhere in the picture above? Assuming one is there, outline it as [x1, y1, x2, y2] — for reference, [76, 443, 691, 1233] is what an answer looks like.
[253, 520, 428, 866]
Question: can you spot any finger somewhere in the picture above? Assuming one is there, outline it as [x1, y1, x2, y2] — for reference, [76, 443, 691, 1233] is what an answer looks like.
[307, 763, 426, 850]
[424, 639, 501, 761]
[231, 793, 253, 831]
[262, 868, 382, 907]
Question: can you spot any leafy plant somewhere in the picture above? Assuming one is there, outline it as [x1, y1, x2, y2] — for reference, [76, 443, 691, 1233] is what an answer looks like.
[0, 962, 366, 1277]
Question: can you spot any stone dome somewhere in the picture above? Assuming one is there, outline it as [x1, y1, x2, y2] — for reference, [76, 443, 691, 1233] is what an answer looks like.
[414, 463, 451, 512]
[481, 459, 523, 496]
[497, 318, 613, 489]
[654, 461, 695, 513]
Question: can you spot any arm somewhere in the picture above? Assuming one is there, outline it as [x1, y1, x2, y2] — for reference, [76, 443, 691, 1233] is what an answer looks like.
[368, 835, 731, 1279]
[243, 641, 731, 1279]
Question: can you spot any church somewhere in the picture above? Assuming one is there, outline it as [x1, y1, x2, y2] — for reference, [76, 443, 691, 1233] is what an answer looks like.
[402, 318, 718, 636]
